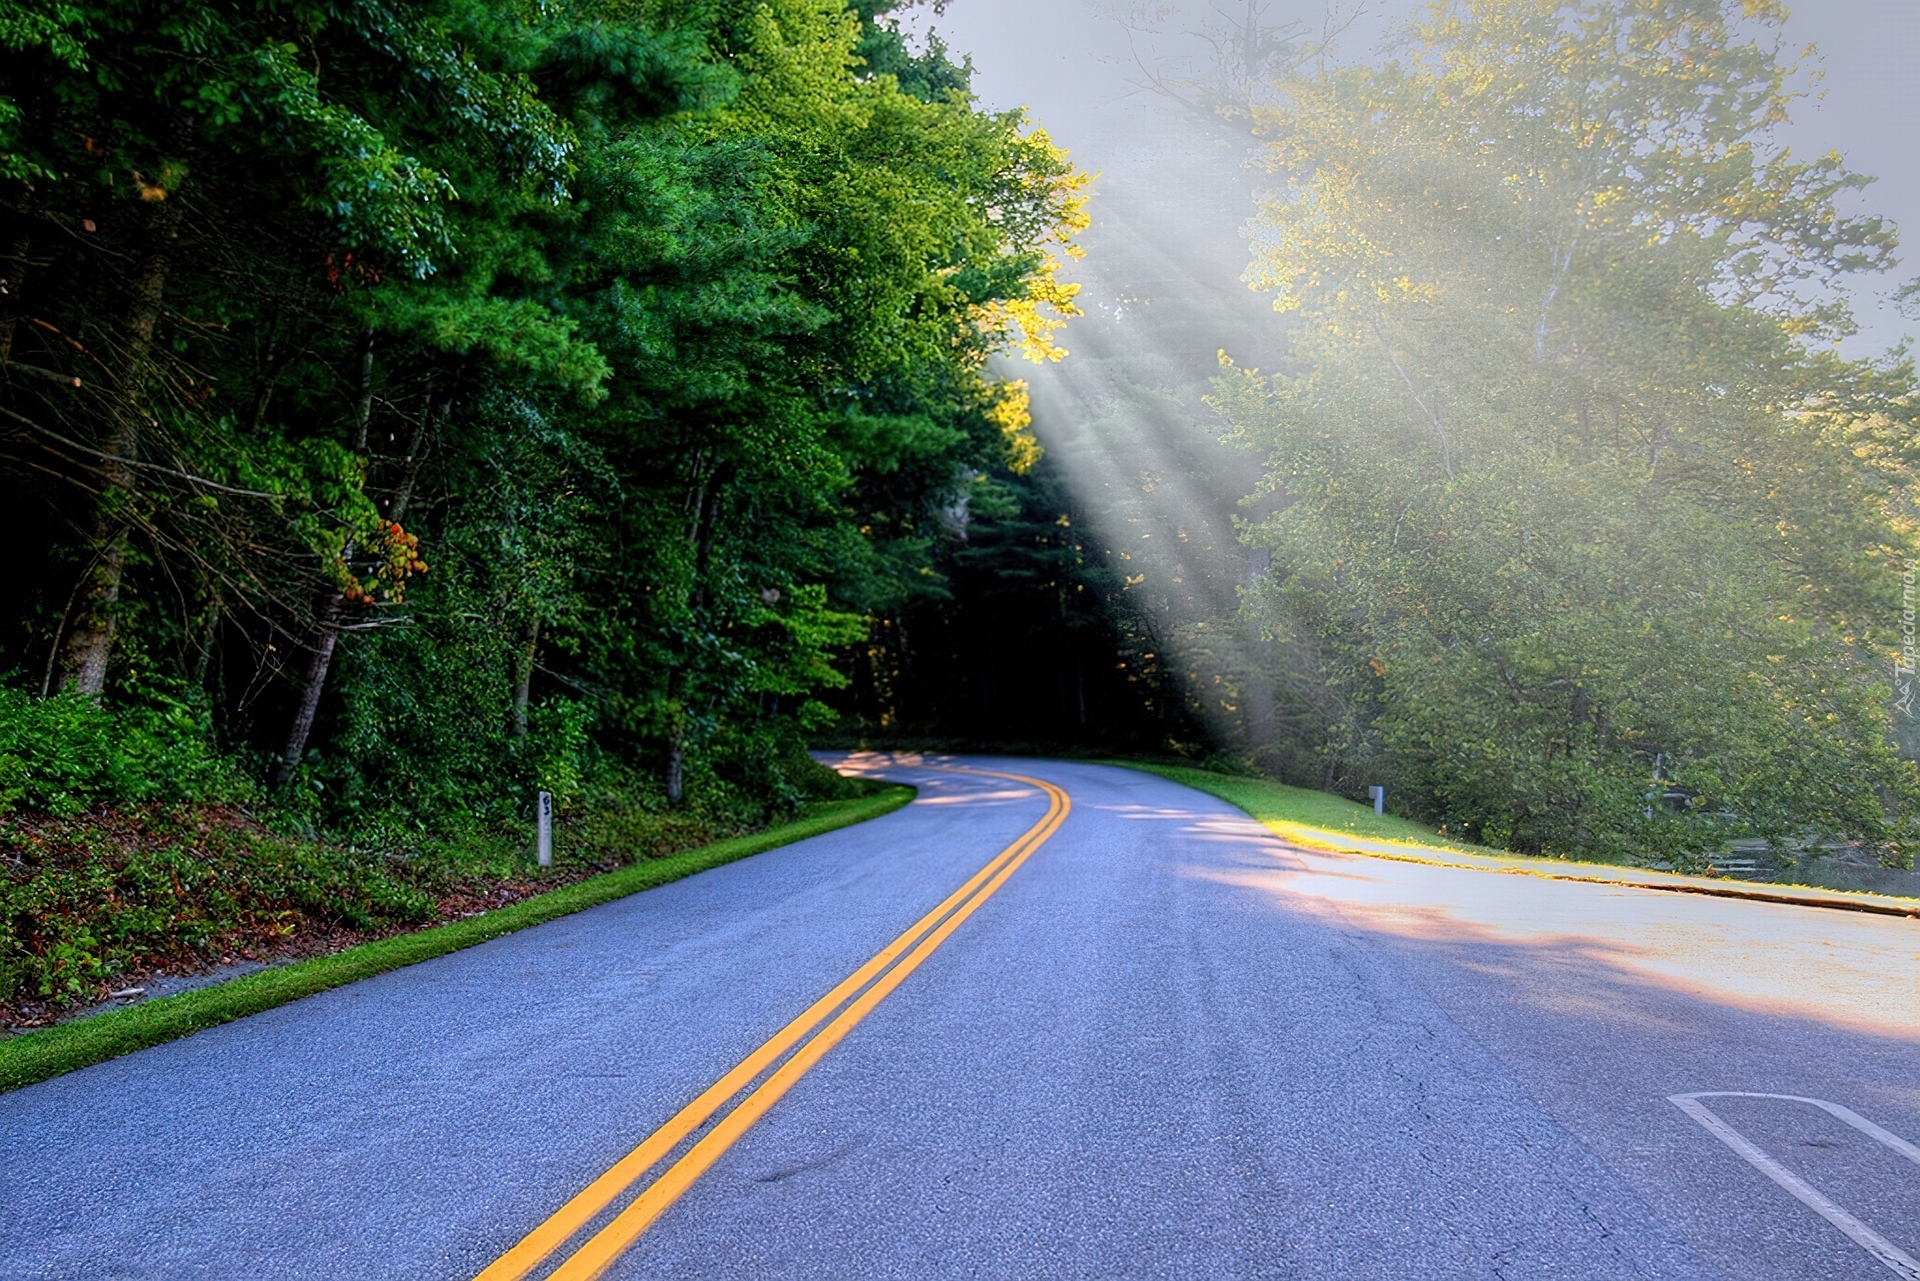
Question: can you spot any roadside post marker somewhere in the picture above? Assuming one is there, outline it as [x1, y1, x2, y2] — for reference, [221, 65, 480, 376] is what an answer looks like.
[1369, 785, 1385, 816]
[537, 790, 553, 868]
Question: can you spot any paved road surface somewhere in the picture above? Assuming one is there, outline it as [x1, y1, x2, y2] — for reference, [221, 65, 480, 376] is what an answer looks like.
[3, 755, 1919, 1278]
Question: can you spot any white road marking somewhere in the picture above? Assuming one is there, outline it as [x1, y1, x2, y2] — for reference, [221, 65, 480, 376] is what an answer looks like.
[1670, 1092, 1920, 1279]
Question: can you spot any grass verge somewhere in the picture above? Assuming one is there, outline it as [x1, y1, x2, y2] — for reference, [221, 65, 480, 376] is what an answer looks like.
[0, 785, 914, 1094]
[1107, 761, 1920, 915]
[1104, 761, 1515, 859]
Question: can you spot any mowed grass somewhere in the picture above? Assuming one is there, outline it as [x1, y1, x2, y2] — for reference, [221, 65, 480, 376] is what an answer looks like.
[1106, 762, 1511, 859]
[0, 786, 914, 1094]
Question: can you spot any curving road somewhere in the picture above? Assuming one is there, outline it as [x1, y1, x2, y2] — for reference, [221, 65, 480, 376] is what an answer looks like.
[3, 755, 1919, 1279]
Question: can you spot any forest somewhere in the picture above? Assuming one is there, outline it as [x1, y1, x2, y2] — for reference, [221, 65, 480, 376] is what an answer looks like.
[0, 0, 1103, 1007]
[0, 0, 1094, 803]
[3, 0, 1919, 1011]
[1182, 0, 1920, 865]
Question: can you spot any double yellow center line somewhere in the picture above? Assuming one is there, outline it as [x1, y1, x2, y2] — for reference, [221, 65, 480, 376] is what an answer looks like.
[474, 765, 1070, 1281]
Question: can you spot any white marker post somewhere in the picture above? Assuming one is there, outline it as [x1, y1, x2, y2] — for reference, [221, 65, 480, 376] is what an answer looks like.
[536, 790, 553, 868]
[1368, 785, 1385, 816]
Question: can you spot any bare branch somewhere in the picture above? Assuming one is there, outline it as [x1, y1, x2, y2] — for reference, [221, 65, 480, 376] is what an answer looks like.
[4, 361, 81, 388]
[0, 403, 283, 497]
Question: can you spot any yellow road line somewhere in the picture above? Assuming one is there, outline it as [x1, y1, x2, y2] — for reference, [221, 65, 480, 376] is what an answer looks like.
[474, 765, 1069, 1281]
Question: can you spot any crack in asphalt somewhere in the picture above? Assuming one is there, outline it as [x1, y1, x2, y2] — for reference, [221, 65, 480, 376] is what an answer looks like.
[752, 1134, 871, 1185]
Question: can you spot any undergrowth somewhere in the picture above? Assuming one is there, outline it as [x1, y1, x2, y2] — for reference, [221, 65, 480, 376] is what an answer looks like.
[0, 687, 875, 1021]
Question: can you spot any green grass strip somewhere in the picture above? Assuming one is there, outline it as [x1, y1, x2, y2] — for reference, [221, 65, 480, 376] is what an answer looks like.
[1103, 761, 1510, 858]
[0, 786, 915, 1094]
[1106, 761, 1920, 915]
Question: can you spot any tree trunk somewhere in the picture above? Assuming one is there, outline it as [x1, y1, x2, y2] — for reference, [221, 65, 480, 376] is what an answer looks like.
[273, 603, 338, 786]
[381, 396, 437, 525]
[350, 328, 375, 452]
[662, 457, 718, 801]
[664, 656, 688, 804]
[38, 569, 86, 698]
[190, 594, 221, 689]
[511, 614, 540, 737]
[1243, 548, 1277, 752]
[60, 188, 188, 696]
[60, 536, 129, 698]
[271, 346, 398, 785]
[0, 225, 30, 365]
[666, 732, 685, 805]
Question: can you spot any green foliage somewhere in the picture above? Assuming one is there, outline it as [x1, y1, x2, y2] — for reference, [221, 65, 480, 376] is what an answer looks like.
[524, 699, 594, 803]
[311, 611, 525, 827]
[1, 0, 1084, 845]
[0, 767, 898, 1010]
[0, 807, 434, 1003]
[0, 0, 1077, 1024]
[0, 687, 244, 816]
[1216, 0, 1920, 864]
[0, 741, 887, 1014]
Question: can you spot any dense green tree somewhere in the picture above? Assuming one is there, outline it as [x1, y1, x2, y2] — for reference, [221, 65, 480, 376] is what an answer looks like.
[1, 0, 1087, 830]
[1216, 0, 1919, 861]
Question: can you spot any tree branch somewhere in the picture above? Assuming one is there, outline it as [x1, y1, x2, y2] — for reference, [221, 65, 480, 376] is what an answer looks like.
[4, 360, 81, 388]
[1369, 318, 1456, 480]
[0, 403, 282, 497]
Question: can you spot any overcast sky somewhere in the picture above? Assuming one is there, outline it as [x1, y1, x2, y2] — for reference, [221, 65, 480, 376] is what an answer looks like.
[929, 0, 1920, 358]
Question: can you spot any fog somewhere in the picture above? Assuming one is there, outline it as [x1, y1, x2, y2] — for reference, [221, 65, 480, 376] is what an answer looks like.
[899, 1, 1920, 859]
[939, 0, 1919, 354]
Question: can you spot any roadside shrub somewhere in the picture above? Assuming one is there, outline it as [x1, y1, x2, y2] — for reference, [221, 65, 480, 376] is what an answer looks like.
[305, 605, 594, 833]
[0, 807, 439, 1005]
[0, 686, 245, 815]
[521, 698, 594, 806]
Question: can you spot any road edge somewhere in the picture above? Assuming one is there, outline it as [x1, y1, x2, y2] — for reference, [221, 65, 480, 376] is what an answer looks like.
[1111, 762, 1920, 921]
[0, 786, 917, 1094]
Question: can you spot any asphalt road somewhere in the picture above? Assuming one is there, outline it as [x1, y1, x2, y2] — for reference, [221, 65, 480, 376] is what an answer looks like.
[4, 755, 1919, 1279]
